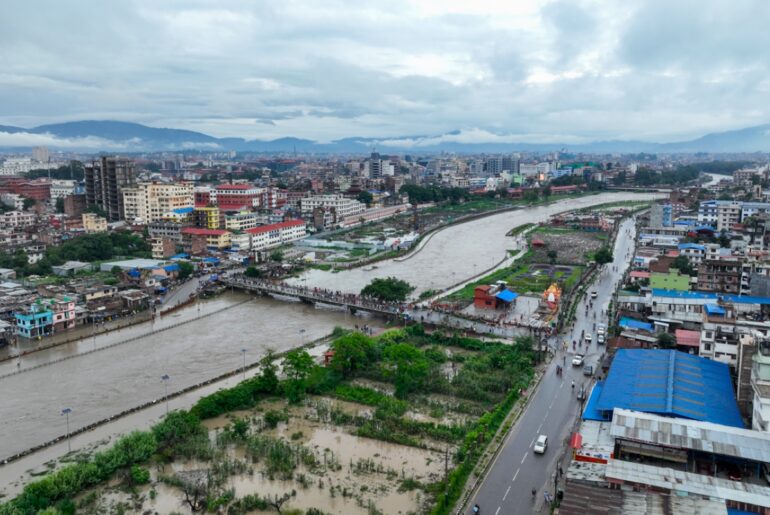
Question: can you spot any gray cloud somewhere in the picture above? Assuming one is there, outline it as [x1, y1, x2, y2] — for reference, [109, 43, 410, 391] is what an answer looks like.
[0, 0, 768, 142]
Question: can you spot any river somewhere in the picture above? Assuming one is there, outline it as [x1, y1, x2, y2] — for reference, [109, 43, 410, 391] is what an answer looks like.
[293, 192, 663, 295]
[0, 191, 663, 486]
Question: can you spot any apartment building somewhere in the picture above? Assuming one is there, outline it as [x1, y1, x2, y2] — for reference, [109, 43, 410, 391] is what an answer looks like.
[122, 181, 193, 224]
[299, 194, 365, 220]
[246, 220, 306, 251]
[751, 336, 770, 432]
[82, 213, 108, 233]
[180, 227, 231, 251]
[224, 212, 265, 231]
[0, 210, 35, 228]
[84, 157, 137, 221]
[697, 259, 741, 294]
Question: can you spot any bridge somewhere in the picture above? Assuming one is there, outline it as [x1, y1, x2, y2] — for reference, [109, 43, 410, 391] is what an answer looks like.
[221, 276, 404, 316]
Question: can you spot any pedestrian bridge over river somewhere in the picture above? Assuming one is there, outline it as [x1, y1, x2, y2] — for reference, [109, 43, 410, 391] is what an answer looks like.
[221, 276, 404, 316]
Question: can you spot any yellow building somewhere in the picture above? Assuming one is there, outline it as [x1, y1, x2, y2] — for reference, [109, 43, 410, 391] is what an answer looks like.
[194, 206, 221, 229]
[82, 212, 108, 233]
[122, 181, 193, 224]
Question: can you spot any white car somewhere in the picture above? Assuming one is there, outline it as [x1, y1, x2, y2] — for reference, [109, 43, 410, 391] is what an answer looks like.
[590, 291, 598, 299]
[533, 434, 548, 454]
[597, 324, 606, 335]
[585, 334, 592, 343]
[597, 334, 605, 344]
[572, 354, 584, 366]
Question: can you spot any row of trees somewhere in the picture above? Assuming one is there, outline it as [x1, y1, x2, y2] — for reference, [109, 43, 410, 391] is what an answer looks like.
[634, 166, 700, 186]
[399, 184, 471, 204]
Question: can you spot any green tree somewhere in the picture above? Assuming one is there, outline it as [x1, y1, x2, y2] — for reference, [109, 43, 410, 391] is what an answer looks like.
[329, 332, 377, 377]
[360, 277, 415, 302]
[270, 250, 284, 262]
[54, 197, 65, 213]
[546, 250, 557, 264]
[523, 190, 539, 202]
[657, 332, 676, 349]
[282, 349, 315, 403]
[594, 247, 613, 265]
[382, 343, 430, 399]
[541, 186, 551, 197]
[718, 230, 731, 248]
[177, 261, 194, 280]
[672, 255, 695, 276]
[244, 266, 262, 278]
[22, 198, 36, 210]
[110, 265, 123, 277]
[357, 190, 373, 206]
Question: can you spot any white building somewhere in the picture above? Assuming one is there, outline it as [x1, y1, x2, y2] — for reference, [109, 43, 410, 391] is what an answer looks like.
[752, 337, 770, 432]
[122, 181, 194, 224]
[299, 194, 366, 221]
[1, 157, 32, 176]
[0, 193, 24, 210]
[246, 220, 307, 251]
[50, 180, 76, 201]
[0, 210, 35, 228]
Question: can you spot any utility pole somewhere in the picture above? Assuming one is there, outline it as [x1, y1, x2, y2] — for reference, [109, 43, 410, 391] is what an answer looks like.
[161, 374, 170, 415]
[61, 407, 72, 452]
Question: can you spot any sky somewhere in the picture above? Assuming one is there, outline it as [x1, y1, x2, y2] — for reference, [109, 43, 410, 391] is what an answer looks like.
[1, 0, 769, 145]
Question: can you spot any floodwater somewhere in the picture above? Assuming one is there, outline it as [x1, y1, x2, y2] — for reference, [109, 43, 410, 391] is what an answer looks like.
[292, 192, 663, 295]
[0, 293, 361, 460]
[0, 191, 661, 493]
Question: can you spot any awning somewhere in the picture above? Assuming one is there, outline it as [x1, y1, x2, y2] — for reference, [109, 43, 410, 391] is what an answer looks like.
[495, 289, 519, 303]
[570, 432, 583, 449]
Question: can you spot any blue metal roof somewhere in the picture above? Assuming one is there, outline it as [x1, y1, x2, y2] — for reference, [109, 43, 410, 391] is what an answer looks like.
[495, 289, 518, 303]
[164, 264, 180, 273]
[704, 303, 726, 315]
[652, 288, 770, 305]
[582, 381, 605, 421]
[619, 317, 654, 332]
[171, 253, 189, 260]
[722, 294, 770, 305]
[203, 257, 220, 264]
[678, 243, 705, 251]
[173, 207, 194, 214]
[595, 349, 744, 428]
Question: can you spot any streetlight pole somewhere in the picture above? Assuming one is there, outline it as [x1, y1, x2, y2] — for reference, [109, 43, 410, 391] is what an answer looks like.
[61, 407, 72, 452]
[241, 348, 246, 379]
[161, 374, 170, 415]
[299, 328, 306, 346]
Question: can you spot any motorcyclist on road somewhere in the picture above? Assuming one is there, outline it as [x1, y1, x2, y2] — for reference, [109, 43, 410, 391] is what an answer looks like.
[472, 504, 480, 514]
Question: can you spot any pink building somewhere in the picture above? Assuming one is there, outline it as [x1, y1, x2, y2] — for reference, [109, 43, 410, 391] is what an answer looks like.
[51, 296, 76, 332]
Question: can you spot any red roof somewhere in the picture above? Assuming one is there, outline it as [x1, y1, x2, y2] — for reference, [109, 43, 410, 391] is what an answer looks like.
[629, 271, 651, 279]
[246, 219, 305, 235]
[215, 184, 254, 190]
[675, 329, 700, 347]
[181, 227, 229, 236]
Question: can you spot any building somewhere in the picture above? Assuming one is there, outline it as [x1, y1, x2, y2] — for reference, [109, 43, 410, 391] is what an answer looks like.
[194, 206, 221, 229]
[0, 192, 24, 210]
[678, 243, 706, 265]
[752, 335, 770, 432]
[649, 270, 690, 291]
[697, 259, 741, 294]
[1, 157, 32, 176]
[49, 180, 76, 201]
[473, 284, 518, 310]
[50, 296, 76, 333]
[648, 203, 673, 227]
[121, 181, 193, 224]
[246, 220, 306, 251]
[52, 261, 91, 276]
[84, 156, 137, 221]
[0, 210, 35, 228]
[63, 194, 86, 218]
[14, 303, 54, 339]
[31, 146, 49, 163]
[151, 237, 177, 259]
[82, 212, 108, 233]
[214, 184, 263, 210]
[148, 221, 183, 244]
[299, 194, 365, 222]
[180, 227, 232, 251]
[224, 212, 265, 231]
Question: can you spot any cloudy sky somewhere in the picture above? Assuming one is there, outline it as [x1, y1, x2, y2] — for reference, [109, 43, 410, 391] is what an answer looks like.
[1, 0, 769, 144]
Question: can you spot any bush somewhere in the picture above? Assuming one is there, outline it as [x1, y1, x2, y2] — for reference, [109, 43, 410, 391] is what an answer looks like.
[129, 465, 150, 485]
[361, 277, 415, 302]
[263, 409, 289, 429]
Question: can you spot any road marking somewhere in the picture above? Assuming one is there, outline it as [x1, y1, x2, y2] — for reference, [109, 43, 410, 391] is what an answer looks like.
[495, 507, 501, 515]
[521, 452, 528, 464]
[512, 468, 519, 482]
[537, 423, 543, 432]
[530, 436, 536, 447]
[503, 485, 511, 501]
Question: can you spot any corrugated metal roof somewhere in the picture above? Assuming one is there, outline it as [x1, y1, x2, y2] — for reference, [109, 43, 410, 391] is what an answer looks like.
[611, 409, 770, 463]
[606, 459, 770, 509]
[595, 350, 744, 427]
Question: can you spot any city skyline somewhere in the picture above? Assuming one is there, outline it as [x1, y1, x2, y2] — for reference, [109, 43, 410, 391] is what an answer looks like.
[2, 0, 769, 148]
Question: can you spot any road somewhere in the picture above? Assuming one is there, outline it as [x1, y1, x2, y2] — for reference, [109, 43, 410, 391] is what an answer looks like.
[468, 216, 638, 515]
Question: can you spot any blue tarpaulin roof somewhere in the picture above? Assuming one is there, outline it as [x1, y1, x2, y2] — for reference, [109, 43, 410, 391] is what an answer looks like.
[619, 317, 654, 332]
[705, 303, 726, 315]
[495, 289, 518, 303]
[594, 349, 744, 427]
[582, 381, 605, 421]
[173, 207, 194, 214]
[652, 288, 770, 305]
[203, 257, 220, 264]
[171, 253, 189, 260]
[678, 243, 705, 251]
[127, 268, 140, 277]
[164, 264, 180, 273]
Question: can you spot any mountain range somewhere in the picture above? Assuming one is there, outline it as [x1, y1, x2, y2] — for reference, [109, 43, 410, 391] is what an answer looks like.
[1, 120, 770, 154]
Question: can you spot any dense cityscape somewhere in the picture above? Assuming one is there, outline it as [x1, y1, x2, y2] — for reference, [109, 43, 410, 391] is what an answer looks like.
[3, 1, 770, 515]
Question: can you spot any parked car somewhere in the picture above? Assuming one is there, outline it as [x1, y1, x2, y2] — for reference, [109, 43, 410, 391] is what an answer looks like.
[597, 334, 605, 345]
[577, 386, 586, 401]
[533, 435, 548, 454]
[583, 364, 594, 376]
[597, 324, 606, 335]
[572, 354, 584, 366]
[585, 334, 592, 343]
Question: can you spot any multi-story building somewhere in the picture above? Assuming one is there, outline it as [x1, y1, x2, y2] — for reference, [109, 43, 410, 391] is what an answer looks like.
[63, 194, 86, 218]
[31, 146, 49, 163]
[0, 210, 35, 228]
[151, 237, 177, 259]
[224, 212, 265, 231]
[0, 157, 32, 176]
[677, 243, 706, 265]
[246, 220, 306, 251]
[14, 303, 53, 338]
[697, 259, 741, 294]
[148, 221, 183, 244]
[648, 203, 673, 227]
[716, 202, 741, 232]
[121, 181, 194, 224]
[0, 193, 24, 210]
[751, 336, 770, 432]
[49, 180, 76, 201]
[82, 212, 108, 233]
[698, 200, 770, 231]
[214, 184, 263, 210]
[84, 156, 137, 221]
[180, 227, 231, 251]
[194, 206, 221, 229]
[299, 194, 365, 221]
[50, 296, 76, 333]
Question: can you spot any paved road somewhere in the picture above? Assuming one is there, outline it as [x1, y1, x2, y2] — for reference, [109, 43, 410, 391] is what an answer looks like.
[468, 217, 638, 515]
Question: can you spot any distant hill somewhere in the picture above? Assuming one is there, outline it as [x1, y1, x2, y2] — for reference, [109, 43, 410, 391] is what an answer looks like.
[2, 119, 770, 153]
